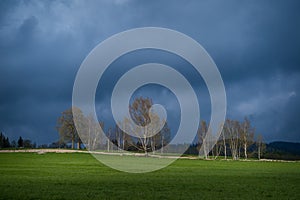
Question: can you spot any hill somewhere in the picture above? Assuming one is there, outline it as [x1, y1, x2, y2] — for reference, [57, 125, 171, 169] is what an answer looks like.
[265, 141, 300, 160]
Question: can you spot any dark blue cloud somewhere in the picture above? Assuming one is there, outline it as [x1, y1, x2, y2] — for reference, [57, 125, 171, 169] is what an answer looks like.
[0, 0, 299, 144]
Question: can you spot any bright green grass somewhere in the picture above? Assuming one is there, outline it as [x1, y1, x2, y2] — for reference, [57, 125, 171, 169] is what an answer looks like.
[0, 153, 299, 200]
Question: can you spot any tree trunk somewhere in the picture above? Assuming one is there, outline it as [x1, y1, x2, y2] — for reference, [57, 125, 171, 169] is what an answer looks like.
[92, 137, 97, 150]
[244, 143, 247, 159]
[107, 129, 111, 152]
[203, 140, 208, 159]
[107, 139, 110, 152]
[151, 139, 155, 154]
[77, 140, 80, 149]
[258, 145, 261, 160]
[161, 135, 164, 154]
[223, 140, 227, 160]
[222, 132, 227, 160]
[221, 127, 227, 160]
[122, 133, 125, 150]
[143, 129, 148, 156]
[71, 136, 74, 149]
[88, 125, 91, 149]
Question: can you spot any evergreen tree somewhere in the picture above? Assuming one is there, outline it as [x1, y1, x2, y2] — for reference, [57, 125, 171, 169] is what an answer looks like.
[0, 132, 10, 148]
[18, 136, 24, 148]
[0, 132, 3, 148]
[4, 137, 10, 148]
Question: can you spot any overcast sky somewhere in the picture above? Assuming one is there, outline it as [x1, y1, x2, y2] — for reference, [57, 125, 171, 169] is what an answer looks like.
[0, 0, 300, 144]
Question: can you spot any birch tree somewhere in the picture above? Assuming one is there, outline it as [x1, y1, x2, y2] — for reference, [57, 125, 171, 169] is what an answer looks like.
[128, 97, 153, 154]
[160, 121, 171, 154]
[115, 124, 122, 151]
[240, 117, 254, 159]
[197, 120, 208, 159]
[107, 127, 112, 152]
[121, 117, 134, 151]
[220, 123, 227, 160]
[148, 113, 161, 153]
[122, 97, 167, 155]
[90, 121, 104, 151]
[257, 134, 265, 160]
[225, 119, 240, 160]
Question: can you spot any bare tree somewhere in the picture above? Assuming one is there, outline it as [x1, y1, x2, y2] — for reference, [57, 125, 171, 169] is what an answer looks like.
[82, 114, 94, 150]
[220, 123, 227, 160]
[121, 117, 134, 151]
[57, 107, 84, 149]
[206, 127, 214, 158]
[225, 119, 240, 160]
[118, 97, 167, 155]
[213, 139, 223, 159]
[127, 97, 153, 155]
[160, 121, 171, 154]
[89, 121, 104, 151]
[240, 117, 254, 159]
[115, 124, 122, 151]
[107, 127, 112, 152]
[257, 134, 265, 160]
[148, 113, 161, 153]
[197, 120, 208, 159]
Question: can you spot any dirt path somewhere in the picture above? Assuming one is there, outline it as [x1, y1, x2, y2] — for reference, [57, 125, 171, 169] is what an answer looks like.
[0, 149, 192, 159]
[0, 149, 89, 154]
[0, 149, 298, 162]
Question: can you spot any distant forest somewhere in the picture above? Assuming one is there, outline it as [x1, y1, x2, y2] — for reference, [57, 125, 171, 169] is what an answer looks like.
[1, 131, 300, 160]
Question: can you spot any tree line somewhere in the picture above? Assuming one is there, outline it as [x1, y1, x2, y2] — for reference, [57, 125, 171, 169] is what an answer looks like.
[57, 97, 171, 154]
[0, 132, 10, 148]
[56, 97, 266, 159]
[195, 118, 265, 160]
[0, 96, 286, 161]
[0, 133, 36, 149]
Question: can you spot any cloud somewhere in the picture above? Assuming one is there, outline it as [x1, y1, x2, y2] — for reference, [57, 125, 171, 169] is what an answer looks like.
[0, 0, 299, 144]
[227, 72, 300, 142]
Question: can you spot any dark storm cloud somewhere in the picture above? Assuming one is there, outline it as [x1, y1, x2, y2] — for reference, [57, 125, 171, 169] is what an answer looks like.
[0, 0, 299, 144]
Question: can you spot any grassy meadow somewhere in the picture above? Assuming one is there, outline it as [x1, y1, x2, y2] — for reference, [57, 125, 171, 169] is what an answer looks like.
[0, 152, 299, 199]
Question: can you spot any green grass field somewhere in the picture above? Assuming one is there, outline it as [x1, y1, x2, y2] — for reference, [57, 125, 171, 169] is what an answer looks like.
[0, 152, 299, 199]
